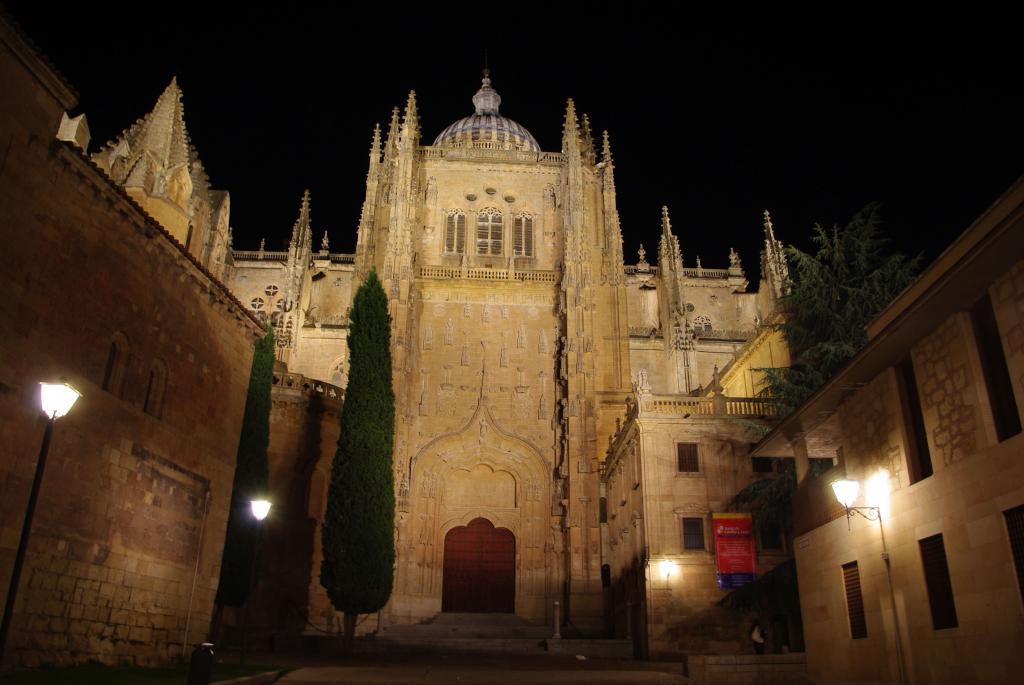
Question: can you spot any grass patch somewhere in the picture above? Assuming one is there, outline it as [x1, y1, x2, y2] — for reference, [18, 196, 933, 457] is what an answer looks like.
[0, 662, 282, 684]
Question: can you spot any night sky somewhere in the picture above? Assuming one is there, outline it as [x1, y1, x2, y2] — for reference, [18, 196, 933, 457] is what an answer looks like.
[7, 4, 1021, 282]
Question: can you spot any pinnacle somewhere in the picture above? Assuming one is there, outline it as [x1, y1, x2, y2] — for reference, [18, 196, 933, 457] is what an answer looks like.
[602, 130, 612, 163]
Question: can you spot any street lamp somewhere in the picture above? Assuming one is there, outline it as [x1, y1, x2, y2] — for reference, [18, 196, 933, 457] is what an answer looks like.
[0, 382, 81, 666]
[658, 559, 678, 587]
[831, 479, 880, 528]
[830, 474, 905, 685]
[241, 498, 270, 667]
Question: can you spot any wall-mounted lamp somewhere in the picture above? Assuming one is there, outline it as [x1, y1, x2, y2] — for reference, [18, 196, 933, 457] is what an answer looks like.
[831, 479, 880, 529]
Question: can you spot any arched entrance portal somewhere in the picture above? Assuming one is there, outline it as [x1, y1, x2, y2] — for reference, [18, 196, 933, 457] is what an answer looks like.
[442, 518, 515, 613]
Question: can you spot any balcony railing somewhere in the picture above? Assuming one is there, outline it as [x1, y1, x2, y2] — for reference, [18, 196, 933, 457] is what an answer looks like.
[418, 265, 558, 283]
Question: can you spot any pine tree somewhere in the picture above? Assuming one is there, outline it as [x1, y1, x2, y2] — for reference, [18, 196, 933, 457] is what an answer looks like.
[320, 270, 395, 653]
[763, 203, 920, 414]
[214, 328, 274, 609]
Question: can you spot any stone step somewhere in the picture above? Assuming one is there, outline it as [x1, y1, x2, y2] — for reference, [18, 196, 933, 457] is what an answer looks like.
[306, 635, 635, 660]
[381, 612, 551, 639]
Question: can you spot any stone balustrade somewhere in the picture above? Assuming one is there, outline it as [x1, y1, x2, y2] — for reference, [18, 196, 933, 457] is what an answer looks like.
[418, 145, 565, 166]
[272, 371, 343, 402]
[418, 265, 558, 283]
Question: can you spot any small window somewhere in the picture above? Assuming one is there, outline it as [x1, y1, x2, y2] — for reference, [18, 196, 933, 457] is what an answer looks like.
[971, 293, 1021, 441]
[101, 333, 129, 398]
[919, 534, 958, 629]
[599, 497, 607, 524]
[513, 214, 534, 257]
[842, 561, 868, 639]
[896, 356, 933, 483]
[752, 457, 774, 473]
[444, 211, 466, 254]
[1005, 505, 1024, 606]
[476, 208, 503, 256]
[264, 284, 279, 297]
[251, 297, 265, 311]
[102, 341, 120, 392]
[682, 517, 705, 550]
[143, 360, 167, 419]
[677, 443, 699, 473]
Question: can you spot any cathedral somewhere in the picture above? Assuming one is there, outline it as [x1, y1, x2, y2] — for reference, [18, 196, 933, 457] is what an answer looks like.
[1, 10, 796, 664]
[218, 72, 794, 653]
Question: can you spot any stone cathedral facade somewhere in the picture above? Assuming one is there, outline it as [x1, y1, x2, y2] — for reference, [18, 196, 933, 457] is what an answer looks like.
[63, 68, 795, 657]
[224, 73, 793, 648]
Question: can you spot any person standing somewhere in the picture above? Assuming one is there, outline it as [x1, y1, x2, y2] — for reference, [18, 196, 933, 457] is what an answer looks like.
[750, 620, 766, 654]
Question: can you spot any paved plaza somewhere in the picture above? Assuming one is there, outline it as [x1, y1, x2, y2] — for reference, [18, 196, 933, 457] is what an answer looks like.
[261, 654, 685, 685]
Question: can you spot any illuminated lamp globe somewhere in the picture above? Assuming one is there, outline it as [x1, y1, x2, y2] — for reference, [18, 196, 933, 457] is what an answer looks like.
[250, 499, 272, 521]
[39, 382, 81, 419]
[658, 559, 678, 579]
[831, 479, 860, 509]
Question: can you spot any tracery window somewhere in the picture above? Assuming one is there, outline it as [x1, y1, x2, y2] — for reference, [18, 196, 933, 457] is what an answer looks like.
[444, 210, 466, 254]
[513, 214, 534, 257]
[251, 297, 265, 311]
[265, 284, 279, 297]
[476, 208, 503, 256]
[693, 314, 712, 332]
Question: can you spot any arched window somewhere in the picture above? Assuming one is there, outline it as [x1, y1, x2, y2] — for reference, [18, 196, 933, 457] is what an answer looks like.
[513, 213, 534, 257]
[693, 314, 713, 333]
[476, 208, 503, 256]
[143, 359, 168, 419]
[101, 332, 130, 398]
[444, 210, 466, 254]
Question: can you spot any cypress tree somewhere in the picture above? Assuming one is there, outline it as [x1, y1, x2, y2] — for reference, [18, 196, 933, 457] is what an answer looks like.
[763, 203, 920, 414]
[320, 270, 395, 652]
[214, 328, 274, 610]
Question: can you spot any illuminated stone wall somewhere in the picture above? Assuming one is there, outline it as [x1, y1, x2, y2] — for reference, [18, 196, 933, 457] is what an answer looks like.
[0, 24, 263, 667]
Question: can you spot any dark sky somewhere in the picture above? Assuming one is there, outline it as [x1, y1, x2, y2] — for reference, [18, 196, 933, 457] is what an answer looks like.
[8, 4, 1021, 281]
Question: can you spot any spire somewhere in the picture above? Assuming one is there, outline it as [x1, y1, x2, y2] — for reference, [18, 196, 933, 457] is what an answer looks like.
[601, 130, 613, 165]
[291, 189, 312, 247]
[384, 106, 401, 159]
[472, 68, 502, 115]
[400, 91, 419, 148]
[659, 205, 684, 274]
[581, 113, 595, 163]
[96, 76, 193, 189]
[369, 122, 382, 172]
[562, 99, 580, 153]
[762, 209, 790, 298]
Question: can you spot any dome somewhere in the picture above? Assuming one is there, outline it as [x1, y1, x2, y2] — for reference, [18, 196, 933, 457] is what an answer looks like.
[433, 71, 541, 152]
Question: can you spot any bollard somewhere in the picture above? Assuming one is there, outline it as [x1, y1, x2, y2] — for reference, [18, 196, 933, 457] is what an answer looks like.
[553, 600, 561, 639]
[187, 642, 214, 685]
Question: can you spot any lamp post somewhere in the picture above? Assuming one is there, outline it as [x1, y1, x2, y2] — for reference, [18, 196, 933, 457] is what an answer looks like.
[240, 499, 270, 667]
[830, 477, 905, 685]
[0, 382, 81, 667]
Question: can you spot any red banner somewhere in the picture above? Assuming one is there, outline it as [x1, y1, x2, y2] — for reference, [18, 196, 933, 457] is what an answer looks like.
[713, 513, 756, 589]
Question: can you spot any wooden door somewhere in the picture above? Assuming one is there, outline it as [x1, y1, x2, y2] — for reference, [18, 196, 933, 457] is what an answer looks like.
[442, 518, 515, 613]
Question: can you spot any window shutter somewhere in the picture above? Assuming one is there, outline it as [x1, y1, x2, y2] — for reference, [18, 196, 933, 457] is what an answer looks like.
[445, 214, 455, 253]
[682, 517, 705, 550]
[524, 217, 533, 256]
[919, 534, 958, 629]
[842, 561, 868, 639]
[677, 443, 699, 472]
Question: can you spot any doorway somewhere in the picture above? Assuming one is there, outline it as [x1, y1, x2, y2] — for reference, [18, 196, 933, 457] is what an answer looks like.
[441, 518, 515, 613]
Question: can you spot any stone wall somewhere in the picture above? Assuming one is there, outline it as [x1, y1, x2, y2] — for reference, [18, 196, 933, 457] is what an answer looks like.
[913, 313, 993, 467]
[0, 27, 263, 667]
[835, 370, 905, 485]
